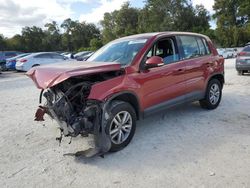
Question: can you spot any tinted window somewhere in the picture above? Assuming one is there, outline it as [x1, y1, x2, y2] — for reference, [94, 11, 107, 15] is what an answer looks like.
[196, 38, 207, 55]
[35, 54, 51, 58]
[5, 52, 17, 57]
[179, 36, 211, 59]
[179, 36, 200, 59]
[202, 38, 211, 54]
[243, 46, 250, 52]
[51, 53, 64, 59]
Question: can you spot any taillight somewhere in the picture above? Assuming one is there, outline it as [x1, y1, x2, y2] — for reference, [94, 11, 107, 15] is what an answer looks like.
[238, 52, 247, 56]
[20, 59, 27, 63]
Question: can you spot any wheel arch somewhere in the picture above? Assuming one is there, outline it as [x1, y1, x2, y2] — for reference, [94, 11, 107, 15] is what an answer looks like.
[207, 73, 224, 89]
[106, 91, 141, 120]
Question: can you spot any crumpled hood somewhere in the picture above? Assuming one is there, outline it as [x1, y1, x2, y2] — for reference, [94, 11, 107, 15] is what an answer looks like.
[26, 61, 121, 89]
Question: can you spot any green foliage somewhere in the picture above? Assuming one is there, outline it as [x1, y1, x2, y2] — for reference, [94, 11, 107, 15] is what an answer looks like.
[0, 34, 7, 51]
[102, 1, 211, 43]
[90, 38, 103, 50]
[101, 2, 140, 43]
[213, 0, 250, 47]
[1, 0, 249, 51]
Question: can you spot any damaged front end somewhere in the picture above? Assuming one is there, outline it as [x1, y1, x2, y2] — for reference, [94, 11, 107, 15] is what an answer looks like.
[39, 81, 98, 137]
[35, 80, 111, 157]
[26, 62, 124, 157]
[34, 74, 120, 157]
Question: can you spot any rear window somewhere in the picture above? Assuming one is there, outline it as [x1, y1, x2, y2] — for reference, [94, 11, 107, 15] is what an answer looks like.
[243, 46, 250, 52]
[5, 52, 17, 57]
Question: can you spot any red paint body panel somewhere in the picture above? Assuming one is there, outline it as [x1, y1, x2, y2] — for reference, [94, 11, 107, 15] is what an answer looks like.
[26, 61, 121, 89]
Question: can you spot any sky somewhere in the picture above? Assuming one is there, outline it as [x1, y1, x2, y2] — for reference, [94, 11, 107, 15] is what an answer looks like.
[0, 0, 215, 38]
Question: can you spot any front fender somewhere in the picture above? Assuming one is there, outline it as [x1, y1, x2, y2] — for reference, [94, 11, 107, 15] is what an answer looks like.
[87, 75, 140, 101]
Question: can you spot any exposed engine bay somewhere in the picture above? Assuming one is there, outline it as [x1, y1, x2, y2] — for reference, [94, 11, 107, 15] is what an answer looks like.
[35, 70, 123, 157]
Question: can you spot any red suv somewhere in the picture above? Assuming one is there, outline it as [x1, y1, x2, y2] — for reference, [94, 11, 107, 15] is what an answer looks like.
[27, 32, 224, 157]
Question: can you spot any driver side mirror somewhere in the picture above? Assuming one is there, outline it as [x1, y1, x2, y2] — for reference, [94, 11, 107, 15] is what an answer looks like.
[145, 56, 164, 69]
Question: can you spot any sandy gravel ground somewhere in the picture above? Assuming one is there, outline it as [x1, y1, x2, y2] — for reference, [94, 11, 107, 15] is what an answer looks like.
[0, 59, 250, 188]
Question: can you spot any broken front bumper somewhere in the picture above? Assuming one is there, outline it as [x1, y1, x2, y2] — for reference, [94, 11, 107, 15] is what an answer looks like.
[34, 90, 112, 158]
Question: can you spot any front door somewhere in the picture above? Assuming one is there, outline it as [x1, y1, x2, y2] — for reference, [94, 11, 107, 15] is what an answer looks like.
[133, 37, 188, 113]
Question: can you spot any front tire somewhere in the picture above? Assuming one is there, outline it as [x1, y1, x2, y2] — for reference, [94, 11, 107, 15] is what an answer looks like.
[199, 79, 222, 110]
[106, 100, 136, 152]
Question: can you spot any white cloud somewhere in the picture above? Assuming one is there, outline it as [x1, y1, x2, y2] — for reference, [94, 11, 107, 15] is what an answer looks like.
[192, 0, 214, 13]
[0, 0, 78, 37]
[79, 0, 128, 23]
[0, 0, 216, 38]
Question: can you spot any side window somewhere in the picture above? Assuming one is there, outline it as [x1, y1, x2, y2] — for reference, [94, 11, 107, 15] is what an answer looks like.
[144, 38, 179, 66]
[196, 37, 207, 55]
[51, 54, 64, 59]
[146, 48, 154, 59]
[202, 38, 211, 54]
[179, 36, 200, 59]
[155, 39, 179, 64]
[35, 54, 51, 58]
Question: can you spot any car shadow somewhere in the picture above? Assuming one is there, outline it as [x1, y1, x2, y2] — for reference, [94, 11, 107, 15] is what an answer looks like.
[73, 102, 229, 170]
[0, 71, 26, 78]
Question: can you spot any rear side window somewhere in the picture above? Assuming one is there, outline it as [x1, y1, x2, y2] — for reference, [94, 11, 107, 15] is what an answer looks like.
[202, 38, 211, 54]
[35, 54, 51, 58]
[179, 36, 200, 59]
[51, 53, 65, 59]
[179, 36, 210, 59]
[196, 38, 207, 55]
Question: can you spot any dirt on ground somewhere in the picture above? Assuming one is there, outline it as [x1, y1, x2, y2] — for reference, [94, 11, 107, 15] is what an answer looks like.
[0, 59, 250, 188]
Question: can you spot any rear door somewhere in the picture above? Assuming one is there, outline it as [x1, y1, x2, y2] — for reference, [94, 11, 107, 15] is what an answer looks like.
[177, 35, 214, 99]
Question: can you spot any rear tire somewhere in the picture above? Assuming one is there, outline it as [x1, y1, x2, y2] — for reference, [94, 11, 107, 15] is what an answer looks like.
[199, 79, 222, 110]
[105, 100, 136, 152]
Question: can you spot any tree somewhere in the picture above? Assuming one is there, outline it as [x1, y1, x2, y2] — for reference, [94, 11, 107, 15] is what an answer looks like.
[137, 0, 210, 34]
[44, 21, 62, 51]
[21, 26, 45, 52]
[90, 38, 103, 50]
[101, 2, 139, 43]
[0, 34, 7, 51]
[213, 0, 250, 47]
[5, 34, 25, 51]
[61, 18, 100, 51]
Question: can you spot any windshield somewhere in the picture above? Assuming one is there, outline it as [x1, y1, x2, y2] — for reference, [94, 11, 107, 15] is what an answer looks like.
[88, 39, 148, 65]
